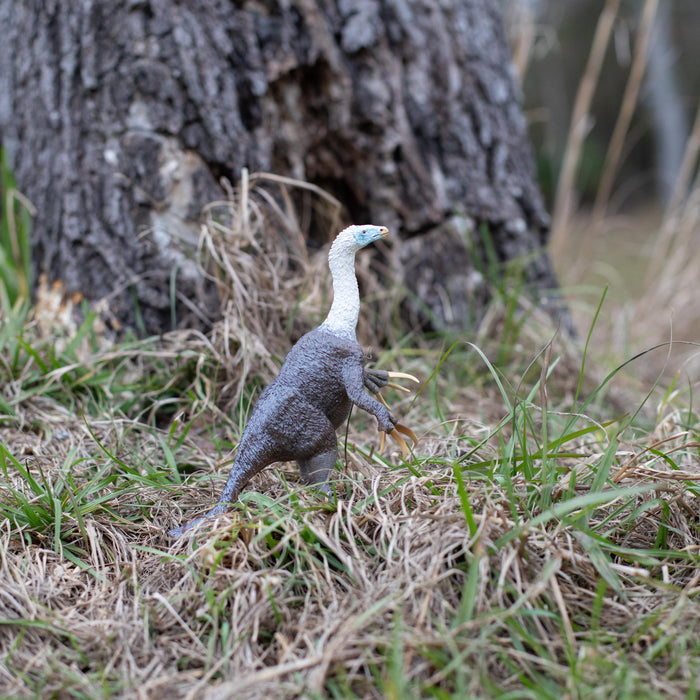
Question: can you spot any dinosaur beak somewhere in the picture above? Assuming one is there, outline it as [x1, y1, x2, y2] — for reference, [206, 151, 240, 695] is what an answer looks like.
[379, 226, 389, 239]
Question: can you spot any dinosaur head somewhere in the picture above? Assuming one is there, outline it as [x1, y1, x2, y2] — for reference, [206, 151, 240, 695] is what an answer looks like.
[336, 224, 389, 251]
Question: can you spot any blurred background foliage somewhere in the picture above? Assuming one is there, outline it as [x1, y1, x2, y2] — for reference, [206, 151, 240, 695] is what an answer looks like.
[505, 0, 699, 210]
[504, 0, 700, 380]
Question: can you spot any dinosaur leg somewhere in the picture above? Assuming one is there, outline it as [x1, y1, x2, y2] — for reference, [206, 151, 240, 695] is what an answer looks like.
[297, 446, 338, 495]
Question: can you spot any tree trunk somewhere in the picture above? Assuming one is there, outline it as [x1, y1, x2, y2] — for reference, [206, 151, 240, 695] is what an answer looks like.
[0, 0, 567, 334]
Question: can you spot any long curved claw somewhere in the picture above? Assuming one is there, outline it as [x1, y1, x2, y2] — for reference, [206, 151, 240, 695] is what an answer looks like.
[389, 428, 408, 459]
[386, 371, 420, 384]
[378, 424, 419, 459]
[394, 422, 418, 447]
[376, 392, 391, 409]
[365, 369, 419, 396]
[387, 382, 411, 393]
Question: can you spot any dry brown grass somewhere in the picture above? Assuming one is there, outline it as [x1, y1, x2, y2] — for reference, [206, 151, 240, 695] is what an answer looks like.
[2, 382, 700, 698]
[2, 172, 700, 698]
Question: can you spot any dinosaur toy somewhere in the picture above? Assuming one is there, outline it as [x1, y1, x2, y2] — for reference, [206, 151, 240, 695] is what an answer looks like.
[169, 224, 418, 537]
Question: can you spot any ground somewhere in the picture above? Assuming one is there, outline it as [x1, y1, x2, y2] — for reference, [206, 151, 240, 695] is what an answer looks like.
[1, 184, 700, 699]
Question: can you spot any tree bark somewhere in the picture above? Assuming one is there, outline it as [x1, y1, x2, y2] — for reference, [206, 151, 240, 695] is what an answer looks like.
[0, 0, 567, 334]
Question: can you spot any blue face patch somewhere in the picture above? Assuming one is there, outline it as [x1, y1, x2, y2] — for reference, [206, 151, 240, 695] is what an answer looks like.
[352, 225, 388, 247]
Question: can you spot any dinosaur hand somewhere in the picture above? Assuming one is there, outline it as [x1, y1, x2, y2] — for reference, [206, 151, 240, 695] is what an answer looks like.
[364, 369, 419, 395]
[378, 422, 419, 459]
[367, 371, 419, 459]
[363, 368, 389, 394]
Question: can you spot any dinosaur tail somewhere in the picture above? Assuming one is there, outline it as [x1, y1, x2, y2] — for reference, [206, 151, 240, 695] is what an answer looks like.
[215, 437, 271, 507]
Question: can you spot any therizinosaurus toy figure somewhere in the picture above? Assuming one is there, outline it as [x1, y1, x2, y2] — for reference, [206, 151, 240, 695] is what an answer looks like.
[169, 225, 417, 537]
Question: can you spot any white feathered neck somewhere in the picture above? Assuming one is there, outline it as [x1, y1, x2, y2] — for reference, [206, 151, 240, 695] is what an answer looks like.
[318, 225, 387, 340]
[319, 230, 363, 340]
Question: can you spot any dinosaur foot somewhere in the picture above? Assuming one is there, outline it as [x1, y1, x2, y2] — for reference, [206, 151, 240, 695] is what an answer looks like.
[168, 515, 214, 538]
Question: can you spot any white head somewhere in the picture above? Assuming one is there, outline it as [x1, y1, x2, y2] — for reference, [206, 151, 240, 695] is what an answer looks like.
[329, 224, 389, 259]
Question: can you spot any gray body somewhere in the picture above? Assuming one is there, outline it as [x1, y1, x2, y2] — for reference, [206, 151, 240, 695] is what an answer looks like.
[169, 327, 395, 536]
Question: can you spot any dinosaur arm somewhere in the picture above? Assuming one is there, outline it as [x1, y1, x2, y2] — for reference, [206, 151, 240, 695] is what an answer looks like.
[343, 361, 397, 432]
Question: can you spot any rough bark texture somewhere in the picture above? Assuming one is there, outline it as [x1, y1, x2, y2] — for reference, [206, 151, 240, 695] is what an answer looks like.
[0, 0, 565, 334]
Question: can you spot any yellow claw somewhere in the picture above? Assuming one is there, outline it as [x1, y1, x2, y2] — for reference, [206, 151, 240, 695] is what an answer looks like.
[394, 422, 419, 447]
[386, 382, 411, 393]
[386, 371, 420, 384]
[390, 429, 408, 459]
[379, 430, 386, 455]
